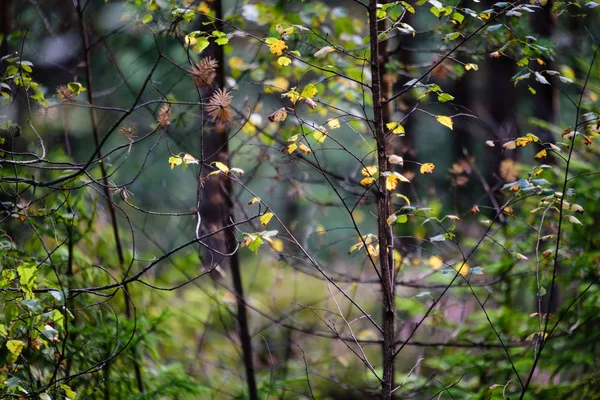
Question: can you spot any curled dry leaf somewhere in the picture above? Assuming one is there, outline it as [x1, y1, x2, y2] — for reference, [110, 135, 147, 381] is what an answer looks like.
[268, 107, 287, 122]
[387, 154, 404, 165]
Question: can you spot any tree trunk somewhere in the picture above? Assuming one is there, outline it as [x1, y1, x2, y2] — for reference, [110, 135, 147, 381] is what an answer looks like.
[197, 2, 258, 399]
[369, 2, 396, 398]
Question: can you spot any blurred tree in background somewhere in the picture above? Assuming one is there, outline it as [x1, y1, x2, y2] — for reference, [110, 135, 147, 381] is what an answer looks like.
[1, 0, 600, 399]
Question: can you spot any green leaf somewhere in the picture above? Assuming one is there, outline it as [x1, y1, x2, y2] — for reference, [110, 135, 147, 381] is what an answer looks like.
[248, 236, 264, 253]
[142, 13, 153, 24]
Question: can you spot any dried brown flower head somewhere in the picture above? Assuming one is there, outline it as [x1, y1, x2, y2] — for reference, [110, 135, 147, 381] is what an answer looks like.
[190, 57, 218, 88]
[36, 105, 58, 121]
[157, 104, 172, 128]
[56, 85, 75, 102]
[120, 125, 136, 140]
[206, 88, 233, 123]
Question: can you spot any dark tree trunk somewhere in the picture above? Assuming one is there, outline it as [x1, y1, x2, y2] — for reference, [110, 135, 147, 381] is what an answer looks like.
[197, 2, 258, 399]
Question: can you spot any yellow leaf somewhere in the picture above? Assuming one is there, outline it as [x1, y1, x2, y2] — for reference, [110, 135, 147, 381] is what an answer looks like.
[212, 161, 229, 174]
[386, 174, 399, 191]
[287, 134, 299, 142]
[360, 177, 376, 187]
[465, 63, 478, 71]
[282, 87, 301, 104]
[277, 56, 292, 67]
[327, 118, 340, 129]
[436, 115, 453, 130]
[271, 238, 284, 252]
[428, 256, 443, 270]
[228, 57, 244, 70]
[534, 149, 547, 160]
[311, 127, 327, 143]
[298, 143, 311, 155]
[386, 122, 405, 135]
[260, 212, 274, 226]
[169, 156, 182, 169]
[268, 107, 287, 122]
[287, 143, 298, 154]
[456, 262, 470, 277]
[300, 83, 318, 99]
[248, 197, 261, 205]
[420, 163, 435, 174]
[264, 77, 289, 93]
[361, 165, 378, 177]
[268, 39, 287, 56]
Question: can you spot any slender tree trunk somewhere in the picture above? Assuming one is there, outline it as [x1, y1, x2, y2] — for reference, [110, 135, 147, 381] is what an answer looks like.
[369, 2, 396, 398]
[74, 2, 145, 394]
[198, 2, 257, 399]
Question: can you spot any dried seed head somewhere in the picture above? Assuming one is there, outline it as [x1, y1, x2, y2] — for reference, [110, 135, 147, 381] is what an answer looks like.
[56, 85, 75, 102]
[120, 125, 136, 140]
[157, 104, 172, 128]
[190, 57, 218, 88]
[206, 88, 233, 123]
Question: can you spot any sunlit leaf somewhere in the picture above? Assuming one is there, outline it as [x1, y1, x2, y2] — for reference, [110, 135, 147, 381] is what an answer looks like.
[268, 107, 287, 122]
[169, 156, 182, 169]
[436, 115, 453, 130]
[277, 56, 292, 66]
[260, 212, 274, 226]
[420, 163, 435, 174]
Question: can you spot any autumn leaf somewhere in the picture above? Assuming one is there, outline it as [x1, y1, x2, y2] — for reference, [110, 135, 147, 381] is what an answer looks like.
[248, 197, 261, 205]
[300, 83, 318, 99]
[282, 87, 301, 104]
[386, 122, 405, 135]
[534, 149, 547, 160]
[183, 153, 199, 164]
[436, 115, 453, 130]
[361, 166, 378, 177]
[298, 143, 311, 154]
[268, 107, 287, 122]
[277, 56, 292, 66]
[260, 212, 274, 226]
[387, 154, 404, 165]
[268, 38, 288, 56]
[456, 262, 470, 277]
[327, 118, 340, 129]
[465, 63, 478, 71]
[360, 177, 376, 187]
[212, 161, 229, 174]
[420, 163, 435, 174]
[502, 141, 516, 150]
[169, 156, 182, 169]
[311, 127, 327, 143]
[428, 256, 443, 270]
[386, 174, 399, 191]
[287, 143, 298, 154]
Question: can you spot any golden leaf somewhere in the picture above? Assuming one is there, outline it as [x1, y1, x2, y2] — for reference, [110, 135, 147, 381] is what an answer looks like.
[386, 122, 405, 135]
[248, 197, 261, 205]
[534, 149, 547, 160]
[429, 256, 444, 270]
[420, 163, 435, 174]
[268, 39, 288, 56]
[361, 165, 378, 177]
[260, 212, 274, 226]
[436, 115, 453, 130]
[212, 161, 229, 174]
[327, 118, 341, 129]
[360, 177, 376, 187]
[298, 143, 311, 155]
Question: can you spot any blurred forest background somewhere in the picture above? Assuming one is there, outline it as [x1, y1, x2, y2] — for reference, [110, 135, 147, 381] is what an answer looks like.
[1, 0, 600, 399]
